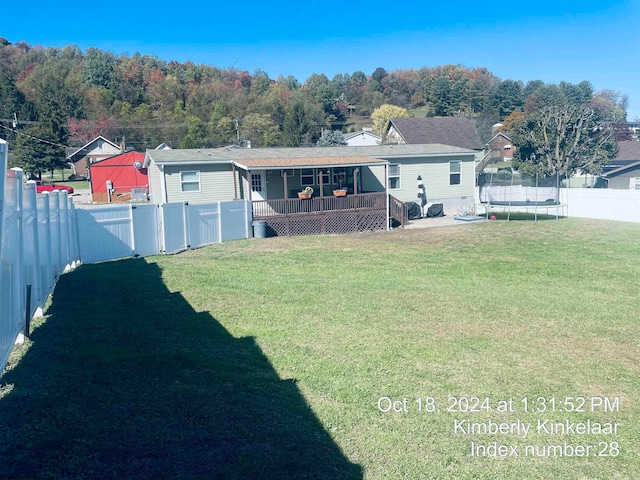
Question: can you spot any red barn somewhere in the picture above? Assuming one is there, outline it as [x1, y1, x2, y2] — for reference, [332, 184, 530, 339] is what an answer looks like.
[89, 151, 148, 202]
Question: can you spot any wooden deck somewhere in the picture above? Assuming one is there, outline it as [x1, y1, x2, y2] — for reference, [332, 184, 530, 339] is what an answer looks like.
[252, 193, 407, 236]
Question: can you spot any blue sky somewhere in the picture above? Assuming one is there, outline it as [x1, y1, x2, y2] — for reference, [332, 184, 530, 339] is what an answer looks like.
[4, 0, 640, 119]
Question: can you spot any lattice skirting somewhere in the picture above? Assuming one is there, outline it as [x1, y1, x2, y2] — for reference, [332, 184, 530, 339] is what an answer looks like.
[259, 209, 387, 236]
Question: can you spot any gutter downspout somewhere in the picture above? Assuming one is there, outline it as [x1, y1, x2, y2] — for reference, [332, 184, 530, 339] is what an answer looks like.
[232, 163, 238, 199]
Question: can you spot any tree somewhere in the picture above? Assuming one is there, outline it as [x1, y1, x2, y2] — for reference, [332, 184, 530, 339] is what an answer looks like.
[81, 47, 116, 89]
[241, 113, 280, 147]
[317, 130, 346, 147]
[12, 124, 66, 179]
[501, 111, 525, 133]
[512, 104, 618, 177]
[590, 90, 628, 122]
[179, 115, 209, 148]
[281, 91, 324, 147]
[371, 104, 409, 138]
[490, 79, 525, 119]
[429, 77, 453, 116]
[371, 67, 388, 83]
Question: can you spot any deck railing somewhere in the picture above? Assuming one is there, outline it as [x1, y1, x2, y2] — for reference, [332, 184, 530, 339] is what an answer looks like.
[252, 192, 387, 218]
[389, 195, 408, 226]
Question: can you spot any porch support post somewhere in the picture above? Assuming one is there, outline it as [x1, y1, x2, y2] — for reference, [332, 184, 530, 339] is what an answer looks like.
[247, 169, 252, 201]
[318, 168, 324, 197]
[283, 170, 288, 199]
[385, 163, 390, 231]
[353, 167, 358, 195]
[232, 163, 238, 199]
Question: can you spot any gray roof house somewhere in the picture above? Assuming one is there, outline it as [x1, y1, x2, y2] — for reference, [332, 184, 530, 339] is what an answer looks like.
[144, 144, 478, 235]
[601, 141, 640, 189]
[385, 117, 484, 150]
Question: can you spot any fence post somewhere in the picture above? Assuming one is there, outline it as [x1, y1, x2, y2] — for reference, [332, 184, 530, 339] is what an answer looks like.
[49, 190, 62, 277]
[217, 201, 223, 243]
[39, 192, 54, 298]
[129, 204, 137, 257]
[183, 202, 191, 249]
[0, 139, 6, 247]
[23, 180, 41, 320]
[10, 168, 26, 344]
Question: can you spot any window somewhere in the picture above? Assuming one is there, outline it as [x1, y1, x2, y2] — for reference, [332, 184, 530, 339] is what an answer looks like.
[251, 173, 263, 192]
[450, 161, 461, 185]
[317, 169, 330, 185]
[332, 167, 347, 185]
[388, 164, 400, 189]
[633, 177, 640, 190]
[301, 168, 330, 185]
[180, 170, 200, 192]
[301, 168, 314, 186]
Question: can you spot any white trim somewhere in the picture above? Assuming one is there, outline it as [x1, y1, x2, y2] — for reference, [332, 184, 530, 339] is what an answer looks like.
[388, 163, 401, 189]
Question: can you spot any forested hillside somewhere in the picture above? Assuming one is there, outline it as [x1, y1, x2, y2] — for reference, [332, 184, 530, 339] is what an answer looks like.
[0, 38, 629, 176]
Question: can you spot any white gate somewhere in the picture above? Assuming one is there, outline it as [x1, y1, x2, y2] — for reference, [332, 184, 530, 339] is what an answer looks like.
[77, 204, 161, 264]
[76, 200, 252, 261]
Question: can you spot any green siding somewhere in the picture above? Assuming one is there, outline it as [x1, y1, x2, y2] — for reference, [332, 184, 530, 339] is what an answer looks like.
[387, 155, 476, 203]
[164, 164, 237, 204]
[362, 165, 386, 193]
[609, 168, 640, 189]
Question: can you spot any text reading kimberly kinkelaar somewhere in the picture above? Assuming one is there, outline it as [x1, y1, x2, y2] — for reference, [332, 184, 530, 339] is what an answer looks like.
[376, 396, 622, 458]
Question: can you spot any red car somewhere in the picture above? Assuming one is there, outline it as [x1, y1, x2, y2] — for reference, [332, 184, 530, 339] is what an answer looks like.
[34, 180, 74, 194]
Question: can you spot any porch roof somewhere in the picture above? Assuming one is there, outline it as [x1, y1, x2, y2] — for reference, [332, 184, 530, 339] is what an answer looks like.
[233, 155, 387, 170]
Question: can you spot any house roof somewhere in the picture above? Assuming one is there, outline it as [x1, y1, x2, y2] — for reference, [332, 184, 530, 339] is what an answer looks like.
[90, 151, 146, 168]
[614, 141, 640, 161]
[487, 131, 512, 145]
[343, 131, 381, 141]
[387, 117, 484, 150]
[603, 160, 640, 178]
[144, 143, 477, 168]
[66, 135, 121, 161]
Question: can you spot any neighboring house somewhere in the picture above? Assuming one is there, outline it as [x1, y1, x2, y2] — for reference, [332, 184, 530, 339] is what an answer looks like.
[487, 131, 515, 161]
[600, 141, 640, 189]
[628, 121, 640, 140]
[89, 151, 148, 202]
[66, 136, 122, 178]
[384, 117, 484, 151]
[343, 128, 381, 146]
[144, 144, 477, 215]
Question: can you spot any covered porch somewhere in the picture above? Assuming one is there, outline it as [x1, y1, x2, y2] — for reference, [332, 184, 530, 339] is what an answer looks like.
[232, 156, 407, 236]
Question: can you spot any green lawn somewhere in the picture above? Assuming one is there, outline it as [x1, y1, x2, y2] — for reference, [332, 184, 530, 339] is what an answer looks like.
[2, 218, 639, 479]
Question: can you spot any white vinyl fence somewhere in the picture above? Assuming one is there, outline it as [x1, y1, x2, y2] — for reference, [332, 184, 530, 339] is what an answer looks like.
[1, 138, 80, 373]
[565, 188, 640, 223]
[77, 200, 252, 263]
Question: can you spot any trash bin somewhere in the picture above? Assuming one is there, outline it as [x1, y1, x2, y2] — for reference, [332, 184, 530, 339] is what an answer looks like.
[252, 220, 267, 238]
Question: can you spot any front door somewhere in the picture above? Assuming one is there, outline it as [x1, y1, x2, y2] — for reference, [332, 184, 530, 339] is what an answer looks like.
[250, 171, 267, 201]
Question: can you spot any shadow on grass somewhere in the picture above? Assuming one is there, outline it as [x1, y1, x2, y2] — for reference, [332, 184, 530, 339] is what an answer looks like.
[0, 259, 362, 479]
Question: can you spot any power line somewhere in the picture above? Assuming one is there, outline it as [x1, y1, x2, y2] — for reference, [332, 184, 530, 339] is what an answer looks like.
[0, 123, 69, 149]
